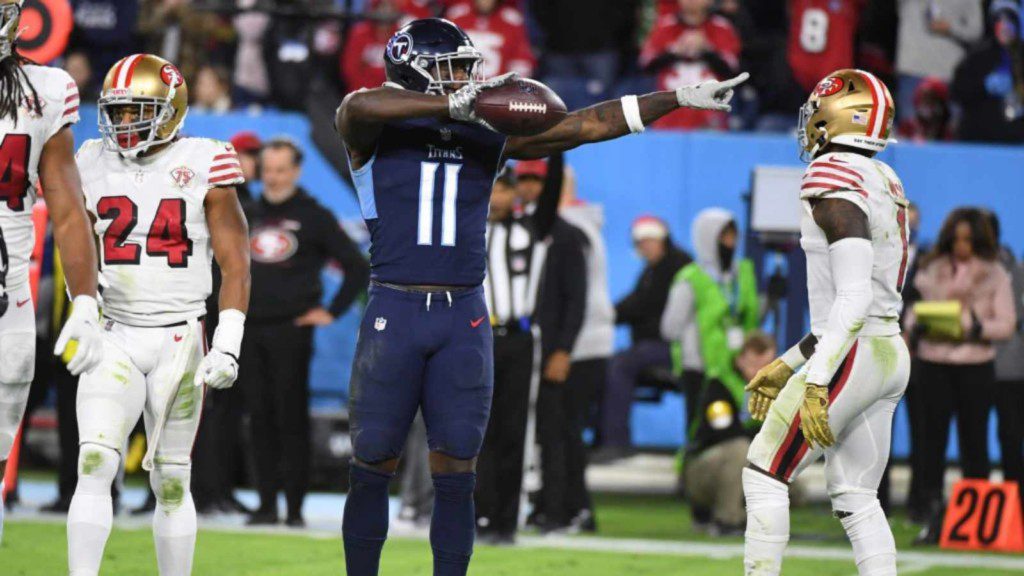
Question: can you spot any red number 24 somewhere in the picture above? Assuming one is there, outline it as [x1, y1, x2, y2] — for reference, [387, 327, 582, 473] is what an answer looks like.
[96, 197, 193, 268]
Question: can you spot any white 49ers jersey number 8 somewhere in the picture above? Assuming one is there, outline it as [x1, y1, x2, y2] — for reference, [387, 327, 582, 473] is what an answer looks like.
[800, 151, 910, 338]
[77, 137, 244, 326]
[0, 65, 80, 288]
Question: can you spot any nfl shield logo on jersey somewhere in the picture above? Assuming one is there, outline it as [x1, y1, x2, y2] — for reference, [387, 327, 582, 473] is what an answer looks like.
[374, 317, 387, 332]
[171, 166, 195, 189]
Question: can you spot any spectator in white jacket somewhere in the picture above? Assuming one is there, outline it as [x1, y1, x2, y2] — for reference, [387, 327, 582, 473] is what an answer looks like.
[556, 176, 615, 532]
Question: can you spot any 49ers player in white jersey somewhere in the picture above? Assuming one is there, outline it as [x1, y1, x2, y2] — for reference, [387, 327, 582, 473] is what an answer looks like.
[743, 69, 911, 576]
[0, 0, 103, 543]
[66, 54, 251, 576]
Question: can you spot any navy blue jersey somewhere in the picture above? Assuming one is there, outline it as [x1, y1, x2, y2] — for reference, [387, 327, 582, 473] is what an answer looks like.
[351, 117, 507, 286]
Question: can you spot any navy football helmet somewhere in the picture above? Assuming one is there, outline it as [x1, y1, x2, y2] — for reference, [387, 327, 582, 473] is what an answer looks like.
[384, 18, 483, 94]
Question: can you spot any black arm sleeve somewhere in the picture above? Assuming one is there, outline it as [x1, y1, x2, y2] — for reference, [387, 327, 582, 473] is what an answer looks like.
[552, 228, 588, 353]
[320, 210, 370, 317]
[531, 152, 564, 240]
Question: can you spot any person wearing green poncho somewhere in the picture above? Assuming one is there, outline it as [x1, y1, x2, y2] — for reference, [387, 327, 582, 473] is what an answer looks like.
[661, 208, 761, 422]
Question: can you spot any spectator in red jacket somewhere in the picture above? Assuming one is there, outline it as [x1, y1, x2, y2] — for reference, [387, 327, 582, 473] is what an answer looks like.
[640, 0, 741, 130]
[787, 0, 865, 93]
[445, 0, 536, 78]
[898, 77, 953, 142]
[340, 0, 417, 92]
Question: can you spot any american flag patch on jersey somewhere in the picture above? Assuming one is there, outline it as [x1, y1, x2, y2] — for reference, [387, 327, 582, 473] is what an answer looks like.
[209, 145, 245, 186]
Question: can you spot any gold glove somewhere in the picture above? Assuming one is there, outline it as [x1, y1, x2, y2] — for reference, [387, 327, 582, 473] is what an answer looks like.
[745, 358, 794, 421]
[799, 384, 835, 449]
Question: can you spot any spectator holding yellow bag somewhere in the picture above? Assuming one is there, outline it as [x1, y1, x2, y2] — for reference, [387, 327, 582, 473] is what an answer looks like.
[906, 207, 1016, 538]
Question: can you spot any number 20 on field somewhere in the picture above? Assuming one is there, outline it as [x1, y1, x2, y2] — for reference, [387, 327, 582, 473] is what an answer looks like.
[940, 479, 1024, 552]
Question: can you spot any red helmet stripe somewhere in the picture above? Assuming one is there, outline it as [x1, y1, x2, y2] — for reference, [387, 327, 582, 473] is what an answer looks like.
[115, 54, 144, 88]
[109, 57, 128, 88]
[858, 70, 886, 139]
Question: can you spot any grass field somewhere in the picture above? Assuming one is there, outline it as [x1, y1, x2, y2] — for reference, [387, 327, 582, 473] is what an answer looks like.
[4, 494, 1022, 575]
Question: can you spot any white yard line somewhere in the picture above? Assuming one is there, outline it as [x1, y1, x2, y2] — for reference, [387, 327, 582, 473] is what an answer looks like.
[15, 512, 1024, 572]
[517, 534, 1024, 572]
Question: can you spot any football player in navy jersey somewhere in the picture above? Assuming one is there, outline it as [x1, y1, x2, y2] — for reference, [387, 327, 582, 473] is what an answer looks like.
[335, 17, 747, 576]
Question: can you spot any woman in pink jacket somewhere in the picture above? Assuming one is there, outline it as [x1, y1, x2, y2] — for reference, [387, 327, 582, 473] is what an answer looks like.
[907, 207, 1016, 521]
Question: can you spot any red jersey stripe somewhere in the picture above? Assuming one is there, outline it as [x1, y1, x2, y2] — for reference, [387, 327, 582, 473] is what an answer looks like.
[212, 153, 237, 161]
[209, 172, 244, 184]
[804, 171, 862, 189]
[810, 162, 863, 181]
[63, 106, 80, 116]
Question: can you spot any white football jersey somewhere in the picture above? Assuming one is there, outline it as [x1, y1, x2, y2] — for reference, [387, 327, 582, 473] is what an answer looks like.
[77, 137, 244, 326]
[0, 65, 80, 287]
[800, 151, 910, 338]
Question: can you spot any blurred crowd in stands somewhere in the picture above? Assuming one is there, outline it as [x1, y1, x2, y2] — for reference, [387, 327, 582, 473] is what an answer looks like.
[60, 0, 1024, 143]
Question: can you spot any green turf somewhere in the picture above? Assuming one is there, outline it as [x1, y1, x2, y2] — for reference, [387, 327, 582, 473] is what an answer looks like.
[3, 520, 1019, 576]
[591, 492, 921, 547]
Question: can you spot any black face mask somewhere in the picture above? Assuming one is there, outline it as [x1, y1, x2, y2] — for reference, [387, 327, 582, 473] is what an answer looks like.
[718, 242, 735, 272]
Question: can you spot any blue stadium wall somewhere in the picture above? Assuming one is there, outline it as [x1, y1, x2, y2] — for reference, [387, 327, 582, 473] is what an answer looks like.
[73, 107, 1024, 462]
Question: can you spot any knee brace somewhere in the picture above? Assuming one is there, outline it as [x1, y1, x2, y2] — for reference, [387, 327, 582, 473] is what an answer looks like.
[831, 491, 896, 576]
[830, 487, 878, 516]
[76, 444, 120, 494]
[743, 467, 791, 576]
[150, 462, 192, 511]
[743, 467, 790, 540]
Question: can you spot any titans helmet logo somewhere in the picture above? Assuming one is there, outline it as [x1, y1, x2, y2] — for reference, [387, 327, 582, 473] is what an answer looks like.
[387, 33, 413, 65]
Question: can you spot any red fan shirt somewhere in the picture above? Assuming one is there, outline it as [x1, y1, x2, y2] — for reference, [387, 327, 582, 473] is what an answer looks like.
[640, 14, 740, 130]
[445, 2, 536, 78]
[787, 0, 865, 92]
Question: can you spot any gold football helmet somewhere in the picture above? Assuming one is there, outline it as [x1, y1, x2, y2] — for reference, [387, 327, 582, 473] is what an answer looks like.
[98, 54, 188, 157]
[798, 69, 894, 162]
[0, 0, 22, 62]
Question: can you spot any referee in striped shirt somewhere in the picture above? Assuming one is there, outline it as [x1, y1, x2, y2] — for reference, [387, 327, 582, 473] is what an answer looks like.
[475, 153, 587, 543]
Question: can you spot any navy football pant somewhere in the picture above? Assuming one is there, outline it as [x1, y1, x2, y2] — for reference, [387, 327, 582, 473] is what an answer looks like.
[348, 283, 494, 465]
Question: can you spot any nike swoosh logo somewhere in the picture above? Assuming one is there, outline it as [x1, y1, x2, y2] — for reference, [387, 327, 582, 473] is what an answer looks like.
[470, 316, 486, 328]
[16, 299, 29, 307]
[173, 335, 183, 342]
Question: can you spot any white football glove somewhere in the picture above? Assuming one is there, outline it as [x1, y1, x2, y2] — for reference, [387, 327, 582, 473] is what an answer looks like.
[448, 72, 519, 131]
[194, 349, 239, 389]
[675, 72, 750, 112]
[54, 295, 104, 376]
[194, 309, 245, 389]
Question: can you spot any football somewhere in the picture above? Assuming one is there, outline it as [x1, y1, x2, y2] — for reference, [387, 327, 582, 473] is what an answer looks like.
[474, 78, 568, 137]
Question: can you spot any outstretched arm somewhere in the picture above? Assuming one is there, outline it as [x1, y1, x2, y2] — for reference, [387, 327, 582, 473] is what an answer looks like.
[504, 73, 748, 160]
[336, 87, 450, 161]
[336, 74, 519, 167]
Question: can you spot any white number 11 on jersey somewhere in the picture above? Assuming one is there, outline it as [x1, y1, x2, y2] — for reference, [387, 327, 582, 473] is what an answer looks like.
[418, 162, 462, 247]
